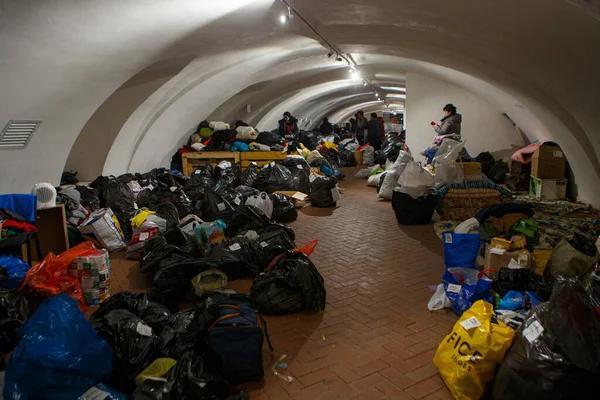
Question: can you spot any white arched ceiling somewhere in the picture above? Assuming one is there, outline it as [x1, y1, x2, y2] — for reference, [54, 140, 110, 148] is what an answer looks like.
[0, 0, 599, 204]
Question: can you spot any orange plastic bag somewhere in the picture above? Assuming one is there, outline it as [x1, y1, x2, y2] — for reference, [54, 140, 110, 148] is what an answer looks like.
[22, 242, 98, 312]
[266, 239, 318, 269]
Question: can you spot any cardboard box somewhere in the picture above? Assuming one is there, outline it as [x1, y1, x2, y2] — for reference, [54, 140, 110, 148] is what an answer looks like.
[531, 144, 566, 179]
[529, 176, 567, 201]
[484, 244, 531, 271]
[510, 161, 531, 175]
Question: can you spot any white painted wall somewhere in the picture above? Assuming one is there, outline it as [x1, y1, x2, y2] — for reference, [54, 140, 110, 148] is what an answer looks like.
[404, 72, 525, 161]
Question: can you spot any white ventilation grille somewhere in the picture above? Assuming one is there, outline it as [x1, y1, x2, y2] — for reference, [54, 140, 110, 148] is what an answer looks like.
[0, 120, 41, 150]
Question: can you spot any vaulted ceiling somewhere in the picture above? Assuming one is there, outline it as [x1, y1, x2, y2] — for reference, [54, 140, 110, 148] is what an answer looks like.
[0, 0, 599, 203]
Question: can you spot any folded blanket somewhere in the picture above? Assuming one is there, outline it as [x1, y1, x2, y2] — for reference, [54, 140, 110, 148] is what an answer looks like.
[236, 126, 259, 140]
[209, 121, 230, 131]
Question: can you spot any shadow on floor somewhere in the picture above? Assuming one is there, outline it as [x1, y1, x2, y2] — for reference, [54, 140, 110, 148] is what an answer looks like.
[300, 205, 340, 217]
[397, 224, 445, 257]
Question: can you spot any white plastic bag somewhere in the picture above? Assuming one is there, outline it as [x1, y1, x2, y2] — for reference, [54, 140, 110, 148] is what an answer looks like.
[428, 284, 452, 311]
[432, 139, 465, 167]
[236, 126, 258, 140]
[434, 162, 465, 188]
[367, 173, 384, 187]
[354, 168, 371, 179]
[362, 146, 375, 165]
[245, 192, 273, 219]
[397, 161, 435, 199]
[378, 151, 413, 199]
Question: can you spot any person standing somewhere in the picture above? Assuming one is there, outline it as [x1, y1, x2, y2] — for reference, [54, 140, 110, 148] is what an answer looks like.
[432, 104, 462, 136]
[319, 117, 333, 135]
[355, 111, 368, 144]
[377, 116, 385, 141]
[366, 112, 383, 150]
[349, 117, 357, 134]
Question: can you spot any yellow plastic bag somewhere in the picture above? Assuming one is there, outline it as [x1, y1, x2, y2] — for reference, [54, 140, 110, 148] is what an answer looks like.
[134, 358, 177, 387]
[433, 300, 515, 400]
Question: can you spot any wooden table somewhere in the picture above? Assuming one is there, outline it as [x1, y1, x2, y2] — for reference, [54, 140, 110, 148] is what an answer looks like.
[240, 151, 288, 170]
[182, 152, 241, 177]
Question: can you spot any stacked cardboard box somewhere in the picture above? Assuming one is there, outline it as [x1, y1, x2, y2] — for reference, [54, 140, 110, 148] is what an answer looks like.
[528, 144, 567, 200]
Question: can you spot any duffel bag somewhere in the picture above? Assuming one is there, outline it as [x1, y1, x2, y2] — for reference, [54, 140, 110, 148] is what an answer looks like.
[206, 294, 273, 384]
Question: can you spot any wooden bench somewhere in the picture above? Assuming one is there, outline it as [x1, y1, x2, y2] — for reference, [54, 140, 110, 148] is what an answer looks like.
[240, 151, 288, 170]
[182, 152, 240, 177]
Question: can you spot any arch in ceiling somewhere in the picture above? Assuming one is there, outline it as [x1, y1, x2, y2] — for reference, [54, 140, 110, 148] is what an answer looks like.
[0, 0, 599, 204]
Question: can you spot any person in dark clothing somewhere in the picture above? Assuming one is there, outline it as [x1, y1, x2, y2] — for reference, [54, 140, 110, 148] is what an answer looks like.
[319, 117, 333, 135]
[349, 118, 357, 134]
[433, 104, 462, 136]
[355, 111, 368, 144]
[278, 111, 299, 140]
[366, 112, 382, 150]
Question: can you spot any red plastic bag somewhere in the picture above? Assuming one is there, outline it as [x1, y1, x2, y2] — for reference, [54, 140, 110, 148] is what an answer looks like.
[267, 239, 318, 269]
[22, 242, 98, 312]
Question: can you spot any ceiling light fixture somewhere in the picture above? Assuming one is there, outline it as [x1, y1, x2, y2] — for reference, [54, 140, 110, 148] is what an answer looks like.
[380, 86, 406, 92]
[327, 49, 333, 58]
[279, 6, 292, 24]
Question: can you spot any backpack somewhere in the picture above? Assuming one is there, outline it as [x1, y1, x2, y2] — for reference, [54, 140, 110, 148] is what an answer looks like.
[206, 294, 273, 384]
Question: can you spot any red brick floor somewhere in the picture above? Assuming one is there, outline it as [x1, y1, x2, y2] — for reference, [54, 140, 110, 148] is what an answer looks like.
[107, 167, 457, 399]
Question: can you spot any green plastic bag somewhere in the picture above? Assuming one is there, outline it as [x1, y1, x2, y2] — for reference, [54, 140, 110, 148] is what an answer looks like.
[510, 217, 539, 246]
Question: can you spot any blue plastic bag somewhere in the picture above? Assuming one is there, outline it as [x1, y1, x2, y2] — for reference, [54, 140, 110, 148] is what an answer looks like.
[443, 268, 494, 316]
[497, 290, 543, 311]
[443, 232, 480, 269]
[4, 294, 113, 400]
[0, 256, 31, 289]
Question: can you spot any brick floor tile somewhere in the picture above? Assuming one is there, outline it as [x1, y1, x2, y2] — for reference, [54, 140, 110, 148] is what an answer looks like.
[352, 359, 390, 377]
[349, 373, 388, 392]
[294, 382, 330, 400]
[380, 355, 415, 374]
[298, 367, 337, 387]
[375, 379, 416, 399]
[405, 377, 444, 399]
[349, 388, 388, 400]
[407, 339, 439, 356]
[264, 385, 294, 400]
[323, 377, 358, 398]
[380, 367, 416, 389]
[328, 363, 361, 384]
[383, 341, 417, 360]
[404, 363, 438, 383]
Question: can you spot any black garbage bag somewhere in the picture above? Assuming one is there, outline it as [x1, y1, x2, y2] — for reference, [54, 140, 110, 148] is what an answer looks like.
[377, 172, 387, 195]
[0, 267, 8, 286]
[323, 152, 345, 180]
[100, 178, 138, 239]
[309, 177, 337, 208]
[221, 188, 244, 209]
[250, 251, 326, 315]
[254, 163, 293, 193]
[298, 131, 319, 150]
[117, 173, 137, 185]
[487, 160, 509, 183]
[492, 268, 552, 301]
[492, 277, 600, 400]
[133, 351, 248, 400]
[201, 189, 235, 223]
[226, 205, 295, 241]
[283, 156, 311, 194]
[256, 227, 296, 264]
[140, 235, 195, 278]
[374, 150, 387, 167]
[0, 288, 31, 353]
[255, 131, 282, 147]
[189, 163, 214, 189]
[155, 301, 221, 359]
[234, 185, 260, 201]
[91, 309, 157, 392]
[208, 236, 267, 277]
[213, 163, 237, 195]
[136, 188, 158, 209]
[475, 152, 495, 175]
[156, 199, 180, 230]
[60, 170, 79, 185]
[74, 186, 101, 211]
[237, 164, 258, 188]
[269, 193, 297, 223]
[170, 187, 195, 219]
[91, 292, 172, 329]
[338, 148, 357, 167]
[146, 258, 214, 307]
[569, 232, 598, 257]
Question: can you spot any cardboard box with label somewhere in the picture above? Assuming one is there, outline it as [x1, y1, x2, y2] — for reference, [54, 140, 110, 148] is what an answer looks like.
[484, 243, 531, 271]
[529, 176, 567, 201]
[531, 144, 566, 179]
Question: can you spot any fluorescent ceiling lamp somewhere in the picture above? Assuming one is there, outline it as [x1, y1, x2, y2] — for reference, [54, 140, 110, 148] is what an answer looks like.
[350, 71, 361, 80]
[386, 94, 406, 99]
[380, 87, 406, 92]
